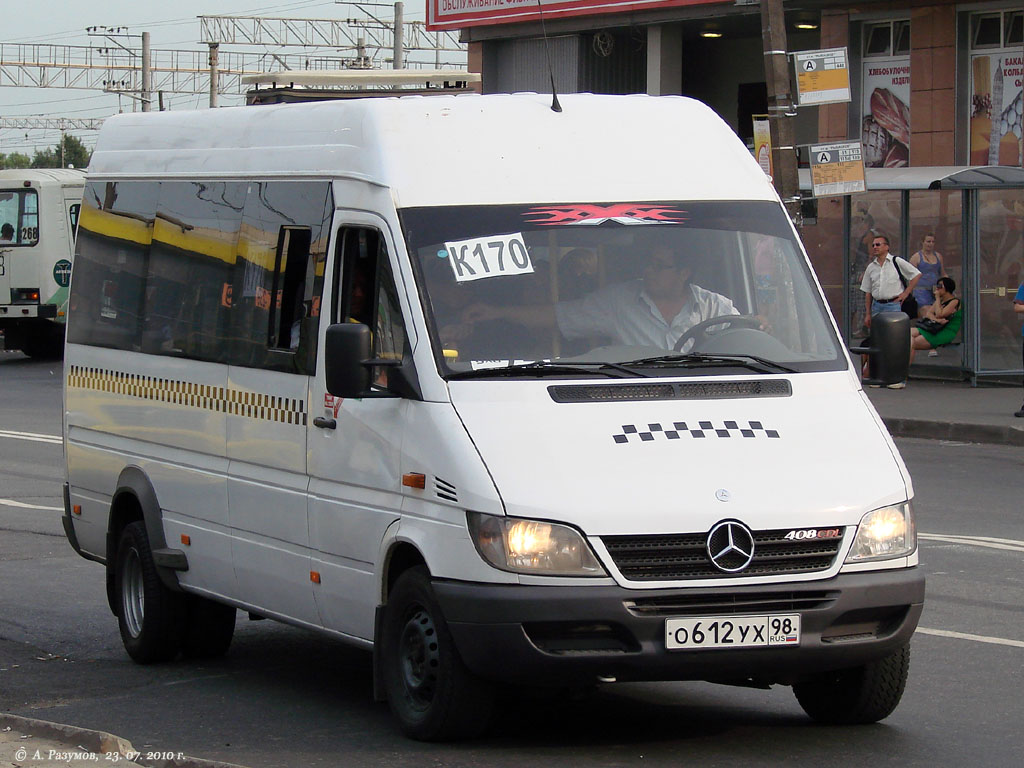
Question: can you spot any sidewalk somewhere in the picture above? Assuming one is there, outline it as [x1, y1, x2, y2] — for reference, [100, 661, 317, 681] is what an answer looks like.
[865, 378, 1024, 446]
[0, 715, 245, 768]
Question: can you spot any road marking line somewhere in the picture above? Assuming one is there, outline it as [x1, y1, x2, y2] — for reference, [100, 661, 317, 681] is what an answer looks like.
[922, 533, 1024, 547]
[0, 429, 62, 445]
[916, 627, 1024, 649]
[0, 499, 63, 511]
[919, 533, 1024, 553]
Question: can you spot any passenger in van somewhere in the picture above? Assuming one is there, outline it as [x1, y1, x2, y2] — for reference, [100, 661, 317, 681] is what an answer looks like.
[0, 223, 13, 241]
[463, 246, 738, 352]
[557, 247, 600, 300]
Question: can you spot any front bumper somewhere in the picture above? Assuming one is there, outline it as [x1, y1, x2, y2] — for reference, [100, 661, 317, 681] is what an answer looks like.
[435, 568, 924, 686]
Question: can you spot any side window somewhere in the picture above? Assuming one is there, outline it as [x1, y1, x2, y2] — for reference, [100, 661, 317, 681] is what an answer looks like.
[335, 226, 408, 388]
[230, 181, 332, 373]
[68, 203, 81, 234]
[68, 181, 159, 350]
[0, 189, 40, 245]
[144, 181, 244, 360]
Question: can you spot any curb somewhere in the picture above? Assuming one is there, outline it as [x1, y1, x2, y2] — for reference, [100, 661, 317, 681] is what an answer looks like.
[881, 417, 1024, 447]
[0, 714, 248, 768]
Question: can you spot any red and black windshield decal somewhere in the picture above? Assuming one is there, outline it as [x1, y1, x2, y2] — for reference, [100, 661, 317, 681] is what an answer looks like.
[523, 203, 688, 226]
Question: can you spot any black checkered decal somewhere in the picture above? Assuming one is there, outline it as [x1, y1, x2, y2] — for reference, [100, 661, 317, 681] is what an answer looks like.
[67, 365, 307, 426]
[613, 420, 780, 443]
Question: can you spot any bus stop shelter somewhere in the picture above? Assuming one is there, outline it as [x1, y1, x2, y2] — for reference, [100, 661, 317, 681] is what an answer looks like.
[812, 166, 1024, 386]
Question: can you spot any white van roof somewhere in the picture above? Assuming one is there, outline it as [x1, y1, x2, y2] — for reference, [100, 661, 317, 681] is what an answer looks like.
[88, 93, 778, 208]
[0, 168, 86, 185]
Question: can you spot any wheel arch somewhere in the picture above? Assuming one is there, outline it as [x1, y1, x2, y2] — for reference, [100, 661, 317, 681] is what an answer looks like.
[372, 536, 428, 702]
[104, 466, 181, 614]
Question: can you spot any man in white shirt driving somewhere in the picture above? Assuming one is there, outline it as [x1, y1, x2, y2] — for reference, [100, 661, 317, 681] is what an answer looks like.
[463, 246, 738, 352]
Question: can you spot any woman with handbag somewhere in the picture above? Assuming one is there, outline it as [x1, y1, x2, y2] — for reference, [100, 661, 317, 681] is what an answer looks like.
[910, 276, 962, 362]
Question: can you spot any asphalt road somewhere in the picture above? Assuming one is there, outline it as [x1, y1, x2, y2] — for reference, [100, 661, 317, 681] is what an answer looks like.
[1, 352, 1022, 767]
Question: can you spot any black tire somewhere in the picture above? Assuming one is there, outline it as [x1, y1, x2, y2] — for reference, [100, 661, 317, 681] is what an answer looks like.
[114, 521, 185, 663]
[182, 596, 236, 659]
[794, 644, 910, 724]
[380, 566, 495, 741]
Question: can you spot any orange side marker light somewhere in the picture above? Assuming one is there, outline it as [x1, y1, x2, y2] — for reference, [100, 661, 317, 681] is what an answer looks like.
[180, 534, 191, 546]
[72, 505, 82, 516]
[310, 571, 321, 584]
[402, 473, 426, 489]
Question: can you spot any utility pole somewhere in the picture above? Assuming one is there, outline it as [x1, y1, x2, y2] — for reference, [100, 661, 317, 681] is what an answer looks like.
[760, 0, 800, 218]
[209, 43, 220, 108]
[141, 31, 152, 111]
[393, 2, 404, 70]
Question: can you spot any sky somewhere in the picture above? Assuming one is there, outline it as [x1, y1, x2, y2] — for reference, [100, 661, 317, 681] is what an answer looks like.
[1, 1, 446, 157]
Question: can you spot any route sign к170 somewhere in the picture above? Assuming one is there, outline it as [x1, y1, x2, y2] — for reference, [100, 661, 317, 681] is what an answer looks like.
[794, 48, 851, 106]
[808, 141, 866, 197]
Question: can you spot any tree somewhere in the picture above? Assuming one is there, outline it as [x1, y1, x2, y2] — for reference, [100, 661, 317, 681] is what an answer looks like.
[0, 152, 32, 169]
[30, 134, 91, 169]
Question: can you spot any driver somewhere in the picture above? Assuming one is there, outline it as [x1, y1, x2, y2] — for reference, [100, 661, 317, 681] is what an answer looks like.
[462, 246, 738, 352]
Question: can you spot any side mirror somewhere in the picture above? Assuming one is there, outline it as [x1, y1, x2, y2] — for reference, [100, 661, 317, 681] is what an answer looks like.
[851, 312, 910, 386]
[324, 323, 373, 397]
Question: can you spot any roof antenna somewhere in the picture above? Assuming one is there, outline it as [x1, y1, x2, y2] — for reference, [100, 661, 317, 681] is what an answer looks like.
[536, 0, 562, 113]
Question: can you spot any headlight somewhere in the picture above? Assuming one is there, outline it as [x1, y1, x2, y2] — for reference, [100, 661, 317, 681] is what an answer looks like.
[845, 502, 916, 562]
[467, 511, 606, 576]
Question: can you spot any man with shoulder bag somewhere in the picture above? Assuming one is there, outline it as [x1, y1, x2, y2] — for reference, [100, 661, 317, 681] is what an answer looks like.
[860, 234, 921, 388]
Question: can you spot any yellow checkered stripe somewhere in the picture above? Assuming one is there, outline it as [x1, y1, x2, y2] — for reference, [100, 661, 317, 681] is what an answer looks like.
[67, 365, 307, 426]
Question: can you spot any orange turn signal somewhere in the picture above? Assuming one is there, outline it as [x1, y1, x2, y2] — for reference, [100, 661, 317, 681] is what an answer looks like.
[310, 571, 321, 584]
[72, 505, 82, 516]
[180, 534, 191, 546]
[402, 473, 426, 489]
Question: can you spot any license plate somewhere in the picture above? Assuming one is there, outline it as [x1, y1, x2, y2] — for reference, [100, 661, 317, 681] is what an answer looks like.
[665, 614, 801, 650]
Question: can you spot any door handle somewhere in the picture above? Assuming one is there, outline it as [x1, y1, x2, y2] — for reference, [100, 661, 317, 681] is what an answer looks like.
[313, 416, 337, 430]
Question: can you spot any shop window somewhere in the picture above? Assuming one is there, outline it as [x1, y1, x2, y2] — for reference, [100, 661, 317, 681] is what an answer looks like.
[864, 23, 892, 56]
[893, 20, 911, 55]
[972, 14, 1002, 48]
[1006, 12, 1022, 46]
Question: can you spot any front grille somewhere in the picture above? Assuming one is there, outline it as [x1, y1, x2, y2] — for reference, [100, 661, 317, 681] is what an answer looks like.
[601, 528, 845, 581]
[548, 379, 792, 404]
[625, 590, 839, 617]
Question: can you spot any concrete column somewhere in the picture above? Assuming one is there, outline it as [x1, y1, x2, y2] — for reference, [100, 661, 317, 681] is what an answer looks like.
[646, 24, 682, 96]
[141, 31, 151, 112]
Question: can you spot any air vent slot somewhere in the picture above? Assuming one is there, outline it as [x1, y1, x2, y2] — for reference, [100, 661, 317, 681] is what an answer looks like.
[548, 379, 792, 404]
[434, 477, 458, 503]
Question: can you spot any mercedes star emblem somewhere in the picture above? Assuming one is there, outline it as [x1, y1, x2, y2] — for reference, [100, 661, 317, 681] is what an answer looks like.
[706, 520, 756, 573]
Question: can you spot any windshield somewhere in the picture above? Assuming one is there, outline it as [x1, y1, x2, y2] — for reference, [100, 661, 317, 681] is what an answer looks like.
[400, 201, 843, 378]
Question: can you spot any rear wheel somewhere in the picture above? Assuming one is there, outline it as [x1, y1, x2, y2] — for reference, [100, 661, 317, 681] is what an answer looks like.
[794, 645, 910, 724]
[381, 566, 494, 741]
[115, 521, 185, 663]
[182, 596, 236, 659]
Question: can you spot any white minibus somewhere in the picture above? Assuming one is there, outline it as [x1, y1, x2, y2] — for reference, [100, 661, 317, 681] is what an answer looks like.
[1, 168, 84, 357]
[63, 94, 923, 741]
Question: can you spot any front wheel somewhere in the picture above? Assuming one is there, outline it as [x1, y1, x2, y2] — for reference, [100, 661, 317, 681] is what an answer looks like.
[380, 567, 494, 741]
[115, 521, 185, 663]
[793, 645, 910, 724]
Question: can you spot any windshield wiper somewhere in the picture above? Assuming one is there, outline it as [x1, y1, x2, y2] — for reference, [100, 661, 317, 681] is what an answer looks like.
[621, 353, 797, 374]
[447, 360, 649, 380]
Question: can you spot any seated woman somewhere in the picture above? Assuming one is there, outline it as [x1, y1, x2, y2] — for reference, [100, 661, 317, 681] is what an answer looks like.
[910, 276, 961, 362]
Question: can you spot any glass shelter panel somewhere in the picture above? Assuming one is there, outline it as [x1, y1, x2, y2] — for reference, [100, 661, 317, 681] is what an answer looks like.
[978, 190, 1024, 373]
[908, 190, 964, 370]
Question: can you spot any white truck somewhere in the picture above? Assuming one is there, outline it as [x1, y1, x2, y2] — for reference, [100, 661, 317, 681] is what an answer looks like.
[62, 93, 922, 740]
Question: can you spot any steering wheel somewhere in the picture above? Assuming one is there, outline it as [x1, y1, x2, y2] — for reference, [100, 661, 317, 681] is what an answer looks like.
[673, 314, 763, 352]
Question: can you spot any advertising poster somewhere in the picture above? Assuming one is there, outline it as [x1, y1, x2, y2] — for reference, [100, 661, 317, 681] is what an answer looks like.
[861, 57, 910, 168]
[970, 53, 1023, 166]
[752, 115, 772, 177]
